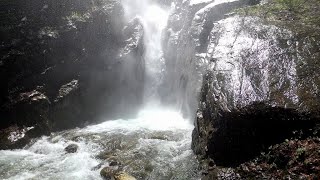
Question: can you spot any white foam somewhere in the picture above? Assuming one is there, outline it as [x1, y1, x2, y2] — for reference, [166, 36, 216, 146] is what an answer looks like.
[0, 137, 101, 180]
[189, 0, 213, 6]
[84, 107, 193, 133]
[0, 106, 197, 179]
[0, 0, 199, 177]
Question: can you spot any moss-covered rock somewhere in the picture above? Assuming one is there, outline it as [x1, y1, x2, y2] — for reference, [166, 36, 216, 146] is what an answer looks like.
[236, 0, 320, 36]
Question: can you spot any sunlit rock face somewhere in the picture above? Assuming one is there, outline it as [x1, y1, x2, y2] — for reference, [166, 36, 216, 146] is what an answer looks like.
[192, 15, 320, 166]
[160, 0, 258, 118]
[0, 0, 145, 138]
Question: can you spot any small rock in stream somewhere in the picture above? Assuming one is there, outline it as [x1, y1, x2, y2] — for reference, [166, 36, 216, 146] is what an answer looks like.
[64, 144, 79, 153]
[100, 166, 117, 180]
[109, 161, 120, 166]
[114, 171, 137, 180]
[100, 166, 136, 180]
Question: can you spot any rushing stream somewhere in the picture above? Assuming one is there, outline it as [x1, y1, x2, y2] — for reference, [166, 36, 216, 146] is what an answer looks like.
[0, 108, 200, 179]
[0, 0, 201, 179]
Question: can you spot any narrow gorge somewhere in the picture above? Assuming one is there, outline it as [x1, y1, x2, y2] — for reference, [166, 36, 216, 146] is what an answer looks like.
[1, 0, 319, 179]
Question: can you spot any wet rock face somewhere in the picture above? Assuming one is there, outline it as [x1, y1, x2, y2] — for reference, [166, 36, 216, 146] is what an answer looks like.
[160, 0, 258, 117]
[0, 126, 33, 150]
[6, 90, 50, 128]
[192, 16, 320, 166]
[0, 123, 50, 149]
[0, 0, 145, 140]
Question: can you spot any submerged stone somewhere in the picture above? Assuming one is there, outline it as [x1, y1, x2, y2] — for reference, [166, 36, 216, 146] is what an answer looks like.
[64, 144, 79, 153]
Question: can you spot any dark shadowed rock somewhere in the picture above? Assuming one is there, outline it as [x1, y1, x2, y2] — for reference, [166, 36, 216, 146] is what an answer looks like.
[65, 144, 79, 153]
[0, 120, 51, 150]
[0, 0, 145, 141]
[0, 126, 32, 150]
[51, 80, 83, 130]
[2, 90, 51, 129]
[109, 161, 120, 166]
[237, 138, 320, 179]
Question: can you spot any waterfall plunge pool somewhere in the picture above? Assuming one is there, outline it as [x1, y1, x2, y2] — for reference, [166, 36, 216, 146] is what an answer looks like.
[0, 107, 201, 180]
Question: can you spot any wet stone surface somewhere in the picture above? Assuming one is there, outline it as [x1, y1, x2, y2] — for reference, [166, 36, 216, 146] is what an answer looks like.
[192, 14, 320, 169]
[65, 144, 79, 153]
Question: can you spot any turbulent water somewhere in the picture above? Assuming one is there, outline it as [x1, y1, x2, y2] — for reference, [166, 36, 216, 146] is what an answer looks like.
[0, 0, 201, 179]
[0, 108, 200, 179]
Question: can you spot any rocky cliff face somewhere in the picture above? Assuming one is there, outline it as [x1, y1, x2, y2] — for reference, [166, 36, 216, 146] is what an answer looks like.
[187, 0, 320, 174]
[163, 0, 320, 176]
[0, 0, 145, 148]
[161, 0, 259, 117]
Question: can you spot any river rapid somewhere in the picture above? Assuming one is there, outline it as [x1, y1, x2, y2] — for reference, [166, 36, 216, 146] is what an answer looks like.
[0, 108, 200, 179]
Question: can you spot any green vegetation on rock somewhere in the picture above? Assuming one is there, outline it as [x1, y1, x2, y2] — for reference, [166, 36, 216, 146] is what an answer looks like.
[237, 0, 320, 36]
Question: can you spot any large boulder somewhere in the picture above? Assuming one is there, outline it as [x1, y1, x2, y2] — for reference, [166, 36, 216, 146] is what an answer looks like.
[191, 15, 320, 166]
[160, 0, 259, 117]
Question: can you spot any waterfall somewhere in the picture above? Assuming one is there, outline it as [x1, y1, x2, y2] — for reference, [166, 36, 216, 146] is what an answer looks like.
[0, 1, 201, 179]
[121, 0, 171, 106]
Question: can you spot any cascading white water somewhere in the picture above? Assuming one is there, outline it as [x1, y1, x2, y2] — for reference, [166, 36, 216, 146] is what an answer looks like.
[122, 0, 170, 104]
[0, 1, 200, 180]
